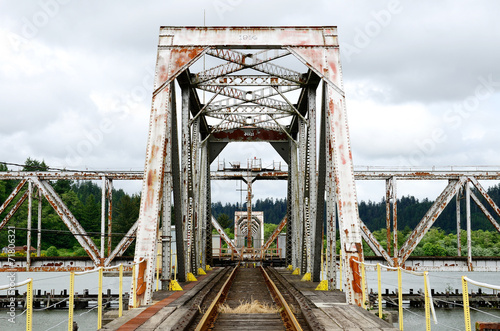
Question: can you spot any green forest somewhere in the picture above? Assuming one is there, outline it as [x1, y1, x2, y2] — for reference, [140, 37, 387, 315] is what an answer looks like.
[1, 158, 500, 257]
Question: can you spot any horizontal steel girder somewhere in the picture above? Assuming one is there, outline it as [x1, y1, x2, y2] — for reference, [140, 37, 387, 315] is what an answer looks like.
[4, 169, 500, 181]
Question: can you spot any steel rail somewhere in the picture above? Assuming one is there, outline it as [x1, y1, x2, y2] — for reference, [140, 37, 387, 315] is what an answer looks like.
[260, 266, 303, 331]
[195, 264, 239, 331]
[266, 267, 326, 331]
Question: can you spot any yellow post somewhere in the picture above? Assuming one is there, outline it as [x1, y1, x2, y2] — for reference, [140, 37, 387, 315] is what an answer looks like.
[98, 267, 103, 330]
[462, 276, 471, 331]
[339, 251, 343, 292]
[68, 272, 75, 331]
[361, 262, 366, 309]
[398, 267, 403, 331]
[26, 279, 33, 331]
[132, 264, 137, 308]
[423, 271, 430, 331]
[377, 264, 382, 319]
[118, 264, 123, 317]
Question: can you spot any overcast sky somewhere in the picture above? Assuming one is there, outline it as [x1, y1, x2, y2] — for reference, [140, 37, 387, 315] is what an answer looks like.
[1, 0, 500, 204]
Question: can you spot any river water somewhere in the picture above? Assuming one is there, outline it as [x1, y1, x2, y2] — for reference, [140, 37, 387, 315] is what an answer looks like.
[0, 270, 499, 330]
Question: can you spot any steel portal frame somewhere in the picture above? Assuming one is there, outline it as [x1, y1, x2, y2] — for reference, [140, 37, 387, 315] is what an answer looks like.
[131, 26, 364, 307]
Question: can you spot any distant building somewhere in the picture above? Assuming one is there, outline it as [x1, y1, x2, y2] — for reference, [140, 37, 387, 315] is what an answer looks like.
[1, 245, 36, 254]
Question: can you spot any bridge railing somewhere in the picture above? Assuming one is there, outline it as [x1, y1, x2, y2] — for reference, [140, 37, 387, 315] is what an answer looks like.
[462, 276, 500, 331]
[350, 259, 500, 331]
[0, 278, 33, 331]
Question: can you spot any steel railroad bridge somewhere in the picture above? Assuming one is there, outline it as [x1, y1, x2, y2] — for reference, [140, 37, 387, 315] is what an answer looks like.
[1, 27, 500, 318]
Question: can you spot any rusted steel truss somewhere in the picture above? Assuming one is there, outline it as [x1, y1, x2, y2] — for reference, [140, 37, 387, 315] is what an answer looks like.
[211, 215, 238, 253]
[262, 216, 287, 251]
[131, 26, 364, 307]
[0, 173, 139, 271]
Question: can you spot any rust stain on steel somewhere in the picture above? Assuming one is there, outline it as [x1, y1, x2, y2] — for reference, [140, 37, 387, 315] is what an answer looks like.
[349, 256, 362, 295]
[158, 48, 206, 87]
[136, 259, 148, 296]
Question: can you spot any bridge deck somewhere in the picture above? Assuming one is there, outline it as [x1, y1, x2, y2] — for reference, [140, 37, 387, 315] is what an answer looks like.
[102, 267, 397, 330]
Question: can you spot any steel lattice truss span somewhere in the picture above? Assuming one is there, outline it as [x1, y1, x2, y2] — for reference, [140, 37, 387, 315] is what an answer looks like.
[2, 169, 500, 293]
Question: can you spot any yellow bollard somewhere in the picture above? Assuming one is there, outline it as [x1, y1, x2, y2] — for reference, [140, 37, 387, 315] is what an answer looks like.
[292, 267, 300, 275]
[156, 252, 161, 292]
[98, 267, 103, 330]
[198, 268, 206, 275]
[301, 272, 311, 281]
[423, 271, 430, 331]
[118, 264, 123, 317]
[26, 279, 33, 331]
[398, 267, 403, 331]
[206, 265, 212, 271]
[187, 273, 197, 282]
[377, 264, 382, 319]
[361, 262, 366, 309]
[315, 280, 328, 291]
[68, 272, 75, 331]
[462, 276, 471, 331]
[169, 279, 183, 291]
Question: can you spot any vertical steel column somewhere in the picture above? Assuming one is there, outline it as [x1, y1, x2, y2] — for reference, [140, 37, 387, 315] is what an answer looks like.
[161, 152, 172, 289]
[101, 177, 106, 261]
[290, 140, 300, 268]
[285, 145, 293, 266]
[198, 143, 208, 269]
[307, 85, 318, 279]
[132, 43, 206, 306]
[26, 180, 32, 270]
[205, 145, 213, 267]
[386, 177, 398, 265]
[465, 181, 473, 271]
[172, 84, 186, 282]
[246, 176, 253, 248]
[313, 85, 326, 282]
[191, 118, 200, 273]
[392, 178, 398, 265]
[456, 187, 462, 257]
[181, 86, 193, 275]
[107, 179, 113, 257]
[385, 179, 392, 256]
[324, 82, 337, 289]
[290, 42, 365, 305]
[37, 189, 42, 257]
[298, 120, 307, 274]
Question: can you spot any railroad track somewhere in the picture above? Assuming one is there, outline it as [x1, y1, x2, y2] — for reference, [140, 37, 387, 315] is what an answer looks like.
[194, 265, 307, 331]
